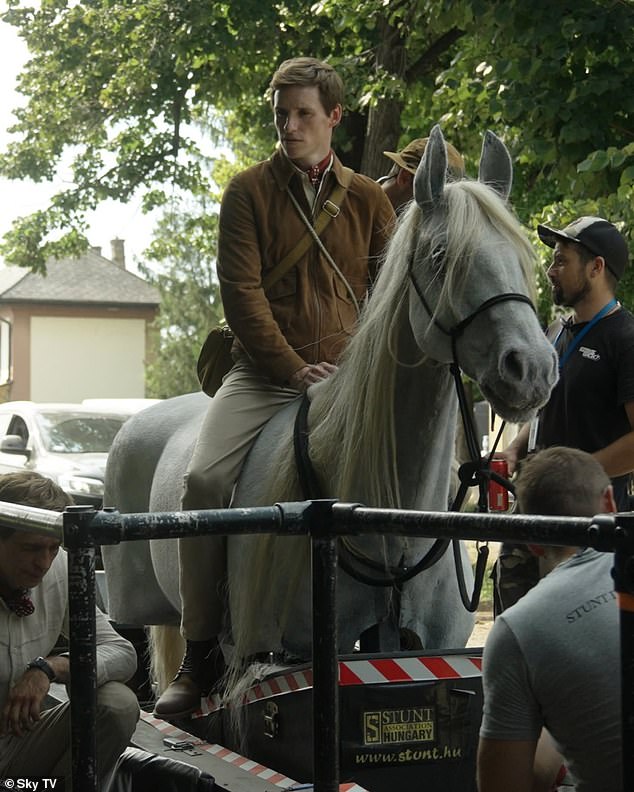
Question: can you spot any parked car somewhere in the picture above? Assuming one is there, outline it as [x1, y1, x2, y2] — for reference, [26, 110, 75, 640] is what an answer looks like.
[0, 400, 159, 507]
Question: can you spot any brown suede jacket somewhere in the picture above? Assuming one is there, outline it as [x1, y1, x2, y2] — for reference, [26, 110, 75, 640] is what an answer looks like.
[217, 148, 396, 385]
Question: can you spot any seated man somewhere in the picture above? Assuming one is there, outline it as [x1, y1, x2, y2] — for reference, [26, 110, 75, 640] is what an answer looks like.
[0, 471, 139, 790]
[477, 447, 621, 792]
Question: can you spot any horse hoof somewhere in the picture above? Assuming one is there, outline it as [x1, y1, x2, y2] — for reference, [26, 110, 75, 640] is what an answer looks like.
[154, 675, 204, 719]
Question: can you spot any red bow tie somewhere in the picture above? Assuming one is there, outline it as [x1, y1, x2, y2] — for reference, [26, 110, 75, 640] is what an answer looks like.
[4, 589, 34, 617]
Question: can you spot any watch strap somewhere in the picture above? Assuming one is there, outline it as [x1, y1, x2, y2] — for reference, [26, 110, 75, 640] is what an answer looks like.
[26, 656, 56, 683]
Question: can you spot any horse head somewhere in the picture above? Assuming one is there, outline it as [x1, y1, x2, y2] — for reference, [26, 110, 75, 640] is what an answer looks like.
[405, 124, 558, 424]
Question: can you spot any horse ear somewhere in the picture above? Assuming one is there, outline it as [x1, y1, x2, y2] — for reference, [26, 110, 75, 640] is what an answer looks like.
[478, 130, 513, 200]
[414, 124, 447, 211]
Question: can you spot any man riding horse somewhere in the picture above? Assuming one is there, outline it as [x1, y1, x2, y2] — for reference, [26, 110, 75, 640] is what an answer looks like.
[154, 57, 396, 718]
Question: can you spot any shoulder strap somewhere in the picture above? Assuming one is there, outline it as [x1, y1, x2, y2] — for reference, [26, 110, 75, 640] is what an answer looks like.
[262, 167, 354, 291]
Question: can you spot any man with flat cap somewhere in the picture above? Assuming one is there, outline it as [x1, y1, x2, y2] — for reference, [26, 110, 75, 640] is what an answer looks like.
[495, 216, 634, 611]
[378, 137, 465, 211]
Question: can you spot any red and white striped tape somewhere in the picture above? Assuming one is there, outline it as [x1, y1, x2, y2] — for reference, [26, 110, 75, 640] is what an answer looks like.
[140, 710, 369, 791]
[192, 654, 481, 718]
[339, 654, 482, 686]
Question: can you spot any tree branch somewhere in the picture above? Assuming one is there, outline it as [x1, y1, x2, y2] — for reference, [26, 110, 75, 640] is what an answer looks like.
[405, 27, 466, 82]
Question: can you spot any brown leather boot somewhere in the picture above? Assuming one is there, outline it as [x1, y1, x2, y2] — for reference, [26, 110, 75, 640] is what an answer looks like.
[153, 637, 225, 719]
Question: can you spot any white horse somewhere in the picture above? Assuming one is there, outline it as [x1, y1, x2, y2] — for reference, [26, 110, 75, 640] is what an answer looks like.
[102, 126, 558, 687]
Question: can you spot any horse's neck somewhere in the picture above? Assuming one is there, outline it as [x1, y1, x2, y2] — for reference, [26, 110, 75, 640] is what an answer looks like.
[394, 336, 458, 511]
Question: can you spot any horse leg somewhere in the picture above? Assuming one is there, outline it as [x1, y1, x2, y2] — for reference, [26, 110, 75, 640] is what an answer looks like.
[358, 586, 401, 652]
[359, 620, 400, 652]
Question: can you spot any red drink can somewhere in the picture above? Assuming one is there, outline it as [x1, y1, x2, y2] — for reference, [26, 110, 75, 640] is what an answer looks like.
[488, 458, 510, 511]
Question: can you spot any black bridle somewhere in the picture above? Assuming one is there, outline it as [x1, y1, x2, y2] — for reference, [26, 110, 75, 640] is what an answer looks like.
[407, 250, 536, 373]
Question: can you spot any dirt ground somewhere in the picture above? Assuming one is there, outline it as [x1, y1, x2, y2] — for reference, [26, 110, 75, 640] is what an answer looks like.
[466, 609, 494, 648]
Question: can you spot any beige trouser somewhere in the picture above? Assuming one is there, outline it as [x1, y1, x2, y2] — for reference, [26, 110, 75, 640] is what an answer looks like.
[179, 361, 300, 640]
[0, 681, 140, 790]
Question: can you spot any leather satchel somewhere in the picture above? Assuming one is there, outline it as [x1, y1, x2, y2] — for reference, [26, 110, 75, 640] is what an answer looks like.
[196, 170, 353, 397]
[196, 324, 235, 397]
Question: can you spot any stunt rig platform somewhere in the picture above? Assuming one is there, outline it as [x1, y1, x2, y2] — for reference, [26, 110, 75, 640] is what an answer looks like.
[130, 648, 483, 792]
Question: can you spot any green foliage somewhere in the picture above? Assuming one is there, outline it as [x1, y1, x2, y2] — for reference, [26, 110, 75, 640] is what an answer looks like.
[138, 193, 224, 398]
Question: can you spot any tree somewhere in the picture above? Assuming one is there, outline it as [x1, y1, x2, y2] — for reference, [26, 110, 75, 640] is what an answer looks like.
[138, 193, 223, 398]
[428, 0, 634, 319]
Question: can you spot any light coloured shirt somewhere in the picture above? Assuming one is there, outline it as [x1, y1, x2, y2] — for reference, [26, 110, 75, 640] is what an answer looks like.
[0, 548, 137, 719]
[480, 549, 621, 792]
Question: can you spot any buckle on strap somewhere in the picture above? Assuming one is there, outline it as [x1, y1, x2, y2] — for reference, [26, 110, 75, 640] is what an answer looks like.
[323, 199, 340, 218]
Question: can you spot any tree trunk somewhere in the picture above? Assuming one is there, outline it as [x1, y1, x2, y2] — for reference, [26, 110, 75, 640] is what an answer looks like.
[360, 16, 406, 180]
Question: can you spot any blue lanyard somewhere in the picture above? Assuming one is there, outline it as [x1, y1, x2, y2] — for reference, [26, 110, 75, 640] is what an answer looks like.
[554, 298, 617, 372]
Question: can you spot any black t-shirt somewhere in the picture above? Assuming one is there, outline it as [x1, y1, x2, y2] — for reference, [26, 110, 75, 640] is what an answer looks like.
[536, 307, 634, 509]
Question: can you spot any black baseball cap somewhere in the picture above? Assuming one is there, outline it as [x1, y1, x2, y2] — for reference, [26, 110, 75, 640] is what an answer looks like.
[537, 216, 629, 281]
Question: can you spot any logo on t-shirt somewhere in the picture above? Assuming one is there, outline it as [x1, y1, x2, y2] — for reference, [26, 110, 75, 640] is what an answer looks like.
[566, 589, 615, 622]
[579, 346, 600, 361]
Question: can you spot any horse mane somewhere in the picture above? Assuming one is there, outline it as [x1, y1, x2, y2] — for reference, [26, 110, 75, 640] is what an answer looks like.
[282, 178, 536, 509]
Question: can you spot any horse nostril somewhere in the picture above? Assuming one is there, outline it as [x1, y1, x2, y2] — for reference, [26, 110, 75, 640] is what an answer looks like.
[501, 349, 524, 381]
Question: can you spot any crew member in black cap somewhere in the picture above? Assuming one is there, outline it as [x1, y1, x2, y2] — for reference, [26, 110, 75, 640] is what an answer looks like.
[495, 216, 634, 610]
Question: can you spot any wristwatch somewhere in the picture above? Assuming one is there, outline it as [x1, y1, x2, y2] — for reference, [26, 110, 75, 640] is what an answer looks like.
[26, 656, 56, 683]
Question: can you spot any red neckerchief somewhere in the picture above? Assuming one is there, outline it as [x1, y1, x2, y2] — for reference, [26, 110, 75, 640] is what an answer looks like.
[305, 151, 333, 189]
[4, 588, 34, 617]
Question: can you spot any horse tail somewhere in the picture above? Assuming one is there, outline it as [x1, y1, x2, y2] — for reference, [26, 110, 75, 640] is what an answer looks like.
[148, 624, 185, 695]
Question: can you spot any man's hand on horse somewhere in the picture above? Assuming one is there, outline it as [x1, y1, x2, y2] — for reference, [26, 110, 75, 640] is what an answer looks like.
[290, 363, 338, 391]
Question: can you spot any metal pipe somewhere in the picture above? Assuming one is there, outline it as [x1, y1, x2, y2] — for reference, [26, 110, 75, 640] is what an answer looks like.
[612, 514, 634, 790]
[88, 501, 312, 545]
[64, 506, 98, 792]
[310, 501, 339, 792]
[55, 499, 630, 792]
[332, 503, 614, 549]
[0, 499, 63, 539]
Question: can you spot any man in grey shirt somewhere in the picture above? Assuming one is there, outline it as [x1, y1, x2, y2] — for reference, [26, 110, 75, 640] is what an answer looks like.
[478, 447, 621, 792]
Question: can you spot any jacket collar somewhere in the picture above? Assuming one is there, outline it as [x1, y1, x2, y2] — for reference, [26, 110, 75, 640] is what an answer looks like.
[270, 146, 346, 191]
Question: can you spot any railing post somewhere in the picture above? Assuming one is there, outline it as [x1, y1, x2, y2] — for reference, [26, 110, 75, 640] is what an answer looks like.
[63, 505, 98, 792]
[309, 499, 339, 792]
[613, 512, 634, 791]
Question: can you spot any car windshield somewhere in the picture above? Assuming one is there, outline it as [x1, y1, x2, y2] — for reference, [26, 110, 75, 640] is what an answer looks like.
[36, 412, 128, 454]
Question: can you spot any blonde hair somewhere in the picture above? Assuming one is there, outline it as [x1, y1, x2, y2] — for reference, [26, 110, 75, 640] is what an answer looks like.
[309, 178, 536, 508]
